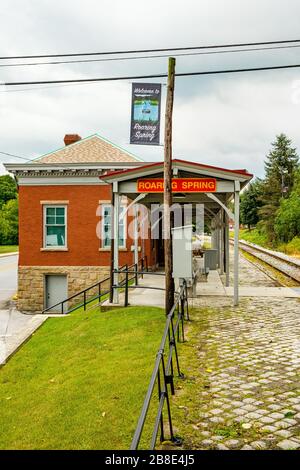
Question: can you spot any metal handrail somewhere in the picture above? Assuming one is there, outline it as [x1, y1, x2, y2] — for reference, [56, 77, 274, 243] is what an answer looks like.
[42, 275, 111, 315]
[129, 280, 189, 450]
[112, 255, 149, 306]
[42, 255, 148, 315]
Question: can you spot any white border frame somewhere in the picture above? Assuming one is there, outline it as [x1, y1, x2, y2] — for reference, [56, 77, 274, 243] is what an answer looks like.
[100, 203, 127, 250]
[43, 204, 68, 249]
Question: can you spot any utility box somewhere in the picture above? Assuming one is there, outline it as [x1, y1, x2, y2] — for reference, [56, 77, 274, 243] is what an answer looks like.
[172, 225, 193, 280]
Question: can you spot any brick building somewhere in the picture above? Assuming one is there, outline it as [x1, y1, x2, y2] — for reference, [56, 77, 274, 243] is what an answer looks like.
[5, 133, 152, 312]
[5, 132, 252, 311]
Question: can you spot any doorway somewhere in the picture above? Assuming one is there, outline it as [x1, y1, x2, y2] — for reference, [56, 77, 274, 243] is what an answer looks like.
[45, 274, 68, 313]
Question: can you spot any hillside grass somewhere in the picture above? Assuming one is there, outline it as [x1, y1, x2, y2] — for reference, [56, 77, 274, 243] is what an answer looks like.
[0, 306, 166, 450]
[230, 229, 300, 257]
[0, 245, 18, 254]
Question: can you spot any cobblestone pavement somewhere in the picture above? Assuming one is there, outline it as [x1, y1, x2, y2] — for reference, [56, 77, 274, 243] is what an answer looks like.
[173, 254, 300, 450]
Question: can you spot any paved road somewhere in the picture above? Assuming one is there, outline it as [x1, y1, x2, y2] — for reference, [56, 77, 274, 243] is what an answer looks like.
[0, 254, 18, 309]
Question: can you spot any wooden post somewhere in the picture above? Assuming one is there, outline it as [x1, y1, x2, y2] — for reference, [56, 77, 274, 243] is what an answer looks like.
[134, 204, 139, 266]
[164, 57, 176, 313]
[113, 190, 120, 304]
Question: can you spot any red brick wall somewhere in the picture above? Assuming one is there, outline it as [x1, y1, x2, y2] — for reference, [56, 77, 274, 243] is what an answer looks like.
[19, 184, 153, 267]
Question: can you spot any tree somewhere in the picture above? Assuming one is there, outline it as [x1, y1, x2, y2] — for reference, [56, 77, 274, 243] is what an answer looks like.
[0, 198, 19, 245]
[0, 175, 17, 208]
[275, 170, 300, 242]
[264, 134, 299, 195]
[240, 179, 263, 230]
[259, 134, 299, 243]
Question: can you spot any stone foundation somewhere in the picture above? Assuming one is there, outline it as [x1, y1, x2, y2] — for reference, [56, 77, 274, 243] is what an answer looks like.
[18, 266, 110, 312]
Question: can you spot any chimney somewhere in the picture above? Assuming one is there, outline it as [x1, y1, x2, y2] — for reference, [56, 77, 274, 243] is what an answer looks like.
[64, 134, 82, 146]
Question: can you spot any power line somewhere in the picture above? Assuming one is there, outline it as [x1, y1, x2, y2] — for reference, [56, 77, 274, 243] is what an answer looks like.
[2, 63, 300, 87]
[1, 44, 300, 68]
[1, 39, 300, 60]
[0, 150, 33, 161]
[0, 82, 91, 93]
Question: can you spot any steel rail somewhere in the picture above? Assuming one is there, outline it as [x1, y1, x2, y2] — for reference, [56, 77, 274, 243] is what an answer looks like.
[233, 239, 300, 283]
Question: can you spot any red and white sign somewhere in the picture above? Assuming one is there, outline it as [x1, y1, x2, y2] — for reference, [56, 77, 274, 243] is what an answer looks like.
[137, 178, 217, 193]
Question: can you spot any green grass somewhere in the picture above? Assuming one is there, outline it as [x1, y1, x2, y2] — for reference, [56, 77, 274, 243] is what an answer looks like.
[0, 245, 18, 254]
[278, 236, 300, 257]
[230, 228, 269, 247]
[0, 306, 166, 450]
[239, 228, 269, 247]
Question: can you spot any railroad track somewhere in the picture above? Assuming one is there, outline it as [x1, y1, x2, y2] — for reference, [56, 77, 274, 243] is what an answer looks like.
[230, 239, 300, 284]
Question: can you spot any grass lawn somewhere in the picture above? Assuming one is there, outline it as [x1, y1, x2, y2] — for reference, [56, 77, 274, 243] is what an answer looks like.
[0, 245, 18, 254]
[0, 306, 165, 450]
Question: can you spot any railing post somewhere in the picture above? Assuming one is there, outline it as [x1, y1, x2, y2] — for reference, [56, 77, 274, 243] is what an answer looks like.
[177, 302, 180, 343]
[83, 291, 86, 311]
[135, 263, 138, 286]
[180, 292, 185, 343]
[98, 282, 101, 302]
[184, 281, 189, 321]
[167, 327, 175, 395]
[161, 355, 176, 444]
[145, 255, 148, 272]
[61, 301, 64, 315]
[109, 260, 114, 303]
[171, 315, 182, 378]
[125, 266, 129, 307]
[141, 258, 144, 279]
[157, 368, 165, 443]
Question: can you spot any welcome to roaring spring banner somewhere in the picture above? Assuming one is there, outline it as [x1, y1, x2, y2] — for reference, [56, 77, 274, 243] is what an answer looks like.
[130, 83, 161, 145]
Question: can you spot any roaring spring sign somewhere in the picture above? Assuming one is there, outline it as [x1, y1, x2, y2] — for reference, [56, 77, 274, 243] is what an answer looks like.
[130, 83, 162, 145]
[137, 178, 217, 193]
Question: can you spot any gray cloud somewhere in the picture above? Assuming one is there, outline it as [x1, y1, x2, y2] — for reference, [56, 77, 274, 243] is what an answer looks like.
[1, 0, 300, 176]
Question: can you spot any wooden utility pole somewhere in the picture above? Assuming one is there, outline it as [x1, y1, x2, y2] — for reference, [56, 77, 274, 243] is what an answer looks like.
[109, 184, 115, 303]
[164, 57, 176, 313]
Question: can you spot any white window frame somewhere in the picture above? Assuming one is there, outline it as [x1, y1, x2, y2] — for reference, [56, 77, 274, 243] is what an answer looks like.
[101, 203, 127, 249]
[43, 204, 68, 249]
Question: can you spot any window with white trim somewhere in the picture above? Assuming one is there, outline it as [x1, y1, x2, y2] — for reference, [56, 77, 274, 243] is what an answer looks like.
[44, 206, 67, 247]
[102, 204, 126, 248]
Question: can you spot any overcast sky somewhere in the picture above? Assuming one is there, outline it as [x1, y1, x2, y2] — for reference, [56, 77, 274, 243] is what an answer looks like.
[1, 0, 300, 177]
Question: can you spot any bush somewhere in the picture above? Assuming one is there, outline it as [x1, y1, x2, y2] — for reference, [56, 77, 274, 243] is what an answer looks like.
[275, 173, 300, 243]
[0, 198, 19, 245]
[0, 175, 17, 208]
[278, 236, 300, 256]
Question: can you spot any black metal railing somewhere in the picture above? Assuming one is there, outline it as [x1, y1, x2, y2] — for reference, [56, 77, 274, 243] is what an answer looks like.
[111, 255, 149, 305]
[128, 280, 189, 450]
[42, 275, 111, 315]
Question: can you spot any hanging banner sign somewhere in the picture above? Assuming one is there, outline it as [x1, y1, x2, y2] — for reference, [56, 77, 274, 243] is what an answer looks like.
[130, 83, 161, 145]
[137, 178, 217, 193]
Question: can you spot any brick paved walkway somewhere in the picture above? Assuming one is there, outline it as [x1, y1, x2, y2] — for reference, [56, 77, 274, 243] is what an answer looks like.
[173, 252, 300, 450]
